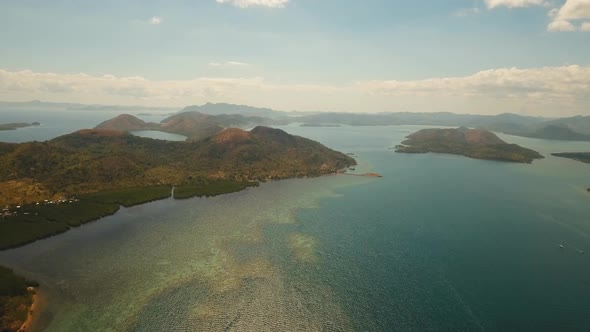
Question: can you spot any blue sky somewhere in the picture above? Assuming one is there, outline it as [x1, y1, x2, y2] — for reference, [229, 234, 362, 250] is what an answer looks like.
[0, 0, 589, 115]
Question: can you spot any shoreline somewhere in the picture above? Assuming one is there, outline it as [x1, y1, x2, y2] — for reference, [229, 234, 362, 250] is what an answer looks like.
[18, 290, 38, 332]
[1, 172, 356, 252]
[342, 172, 383, 178]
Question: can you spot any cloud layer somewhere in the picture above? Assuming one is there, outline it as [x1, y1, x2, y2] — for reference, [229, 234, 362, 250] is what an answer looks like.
[208, 61, 251, 67]
[215, 0, 288, 8]
[1, 66, 589, 116]
[485, 0, 590, 31]
[548, 0, 590, 31]
[485, 0, 548, 9]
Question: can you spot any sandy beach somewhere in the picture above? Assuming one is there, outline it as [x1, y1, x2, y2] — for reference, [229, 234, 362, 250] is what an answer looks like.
[18, 290, 39, 332]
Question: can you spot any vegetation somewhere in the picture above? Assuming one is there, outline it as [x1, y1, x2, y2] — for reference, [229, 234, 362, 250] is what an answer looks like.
[552, 152, 590, 164]
[395, 127, 544, 163]
[96, 111, 280, 141]
[0, 123, 39, 131]
[522, 125, 590, 141]
[174, 180, 258, 199]
[0, 126, 354, 249]
[0, 266, 37, 332]
[0, 186, 172, 250]
[80, 186, 172, 207]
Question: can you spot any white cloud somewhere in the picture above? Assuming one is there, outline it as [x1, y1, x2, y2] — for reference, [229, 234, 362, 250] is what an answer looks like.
[0, 69, 265, 102]
[485, 0, 548, 9]
[548, 19, 577, 30]
[215, 0, 288, 8]
[548, 0, 590, 31]
[1, 66, 589, 116]
[359, 65, 590, 99]
[581, 21, 590, 30]
[149, 16, 162, 25]
[209, 61, 251, 67]
[454, 7, 482, 17]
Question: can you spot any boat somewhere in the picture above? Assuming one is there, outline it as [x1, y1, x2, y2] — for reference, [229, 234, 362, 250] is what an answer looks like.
[559, 244, 564, 249]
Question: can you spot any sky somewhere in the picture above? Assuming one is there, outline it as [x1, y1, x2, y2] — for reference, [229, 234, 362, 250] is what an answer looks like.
[0, 0, 589, 116]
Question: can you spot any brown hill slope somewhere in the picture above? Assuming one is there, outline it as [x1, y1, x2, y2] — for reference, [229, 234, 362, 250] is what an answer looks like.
[94, 112, 278, 141]
[0, 127, 355, 206]
[396, 127, 543, 163]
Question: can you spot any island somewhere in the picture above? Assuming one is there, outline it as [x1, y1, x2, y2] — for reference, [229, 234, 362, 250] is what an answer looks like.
[95, 112, 277, 141]
[395, 127, 544, 163]
[552, 153, 590, 193]
[0, 123, 40, 131]
[0, 126, 355, 249]
[0, 266, 38, 332]
[551, 152, 590, 164]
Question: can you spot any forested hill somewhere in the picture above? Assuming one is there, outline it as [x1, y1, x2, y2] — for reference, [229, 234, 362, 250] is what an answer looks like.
[0, 127, 355, 207]
[95, 112, 279, 141]
[395, 127, 544, 163]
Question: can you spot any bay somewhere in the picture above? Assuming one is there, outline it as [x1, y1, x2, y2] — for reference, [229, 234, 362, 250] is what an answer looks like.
[0, 117, 589, 331]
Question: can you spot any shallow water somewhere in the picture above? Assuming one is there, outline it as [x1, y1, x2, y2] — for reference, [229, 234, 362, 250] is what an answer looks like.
[0, 118, 589, 331]
[130, 130, 187, 141]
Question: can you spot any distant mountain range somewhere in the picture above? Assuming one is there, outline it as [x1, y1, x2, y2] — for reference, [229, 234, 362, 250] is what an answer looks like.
[298, 112, 590, 141]
[180, 102, 288, 118]
[4, 100, 590, 142]
[0, 100, 179, 113]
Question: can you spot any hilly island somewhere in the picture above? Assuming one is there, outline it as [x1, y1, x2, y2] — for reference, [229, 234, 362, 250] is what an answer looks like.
[95, 111, 280, 141]
[395, 127, 544, 163]
[0, 125, 355, 250]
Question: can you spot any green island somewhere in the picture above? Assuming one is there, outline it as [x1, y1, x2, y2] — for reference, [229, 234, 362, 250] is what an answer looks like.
[0, 125, 355, 250]
[551, 152, 590, 164]
[0, 123, 40, 131]
[395, 127, 544, 163]
[0, 266, 38, 332]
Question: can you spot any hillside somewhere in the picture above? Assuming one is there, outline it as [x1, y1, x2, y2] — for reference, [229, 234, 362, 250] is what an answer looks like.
[0, 127, 354, 249]
[552, 152, 590, 164]
[544, 116, 590, 135]
[0, 127, 355, 207]
[524, 125, 590, 141]
[181, 102, 283, 118]
[95, 112, 278, 141]
[395, 127, 544, 163]
[95, 114, 157, 132]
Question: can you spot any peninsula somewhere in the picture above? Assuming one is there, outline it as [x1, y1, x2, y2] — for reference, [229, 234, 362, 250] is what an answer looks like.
[0, 126, 355, 249]
[551, 152, 590, 164]
[0, 123, 40, 131]
[395, 127, 544, 163]
[0, 266, 38, 332]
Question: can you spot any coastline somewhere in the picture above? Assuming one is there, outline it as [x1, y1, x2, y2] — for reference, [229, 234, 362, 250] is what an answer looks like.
[17, 290, 38, 332]
[1, 168, 359, 252]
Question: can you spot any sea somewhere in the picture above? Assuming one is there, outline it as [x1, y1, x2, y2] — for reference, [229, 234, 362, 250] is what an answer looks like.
[0, 109, 589, 331]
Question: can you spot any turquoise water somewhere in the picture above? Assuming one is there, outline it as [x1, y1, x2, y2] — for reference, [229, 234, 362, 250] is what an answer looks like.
[0, 118, 589, 331]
